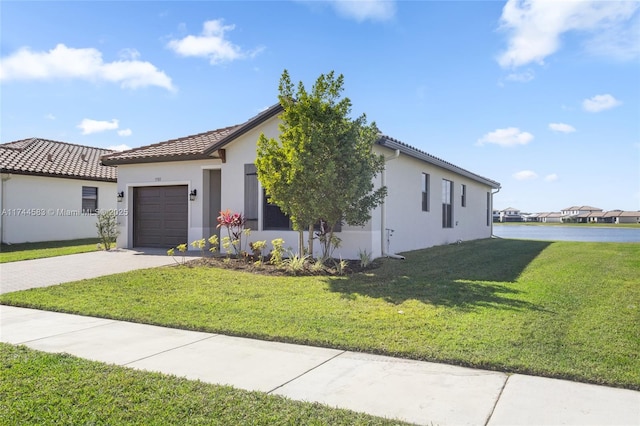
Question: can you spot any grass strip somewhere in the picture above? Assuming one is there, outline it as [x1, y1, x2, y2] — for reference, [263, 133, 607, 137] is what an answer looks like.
[0, 343, 405, 425]
[2, 239, 638, 389]
[0, 239, 99, 263]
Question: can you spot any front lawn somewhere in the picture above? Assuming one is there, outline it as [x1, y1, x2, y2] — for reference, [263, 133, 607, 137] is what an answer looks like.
[0, 238, 99, 263]
[2, 239, 638, 389]
[0, 343, 404, 425]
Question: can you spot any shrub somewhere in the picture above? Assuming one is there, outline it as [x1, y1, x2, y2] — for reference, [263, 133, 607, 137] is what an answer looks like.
[270, 238, 285, 266]
[96, 210, 120, 251]
[217, 209, 247, 256]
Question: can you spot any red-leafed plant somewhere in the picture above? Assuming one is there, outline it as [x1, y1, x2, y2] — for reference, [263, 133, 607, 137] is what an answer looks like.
[217, 209, 247, 256]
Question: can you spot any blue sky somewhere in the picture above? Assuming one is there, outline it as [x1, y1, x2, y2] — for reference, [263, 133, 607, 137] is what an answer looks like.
[2, 0, 639, 212]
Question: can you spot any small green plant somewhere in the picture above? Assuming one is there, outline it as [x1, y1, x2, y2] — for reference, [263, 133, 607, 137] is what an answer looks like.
[358, 249, 372, 269]
[96, 210, 120, 250]
[167, 243, 188, 265]
[221, 236, 233, 257]
[250, 240, 267, 263]
[270, 238, 285, 266]
[190, 238, 206, 256]
[208, 235, 219, 254]
[310, 258, 326, 274]
[283, 251, 310, 275]
[335, 257, 349, 276]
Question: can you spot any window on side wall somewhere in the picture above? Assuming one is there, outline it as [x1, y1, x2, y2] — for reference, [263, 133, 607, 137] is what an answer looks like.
[461, 184, 467, 207]
[82, 186, 98, 213]
[442, 179, 453, 228]
[263, 190, 292, 230]
[422, 173, 430, 212]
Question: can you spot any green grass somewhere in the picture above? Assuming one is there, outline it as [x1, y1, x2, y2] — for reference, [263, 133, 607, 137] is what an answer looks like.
[0, 343, 405, 425]
[2, 239, 639, 390]
[0, 238, 99, 263]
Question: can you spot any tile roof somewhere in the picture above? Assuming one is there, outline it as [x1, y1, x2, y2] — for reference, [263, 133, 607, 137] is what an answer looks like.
[0, 138, 116, 182]
[101, 104, 285, 165]
[99, 102, 501, 189]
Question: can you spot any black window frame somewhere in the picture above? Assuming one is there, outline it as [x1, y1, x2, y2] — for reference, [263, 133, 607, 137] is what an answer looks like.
[422, 173, 430, 212]
[82, 186, 98, 214]
[262, 189, 292, 231]
[442, 179, 453, 228]
[461, 184, 467, 207]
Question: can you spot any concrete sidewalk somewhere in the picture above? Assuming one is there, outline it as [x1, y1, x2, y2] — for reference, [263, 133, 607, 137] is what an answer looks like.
[0, 248, 179, 294]
[1, 305, 638, 426]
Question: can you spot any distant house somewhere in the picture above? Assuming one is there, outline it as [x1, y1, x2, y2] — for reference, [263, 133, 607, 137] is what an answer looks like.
[602, 210, 640, 224]
[101, 103, 501, 259]
[538, 212, 563, 223]
[561, 206, 603, 222]
[0, 138, 117, 244]
[497, 207, 523, 222]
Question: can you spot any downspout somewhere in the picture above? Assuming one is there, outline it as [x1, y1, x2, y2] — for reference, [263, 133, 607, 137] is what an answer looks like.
[0, 173, 11, 244]
[491, 186, 501, 238]
[381, 149, 404, 258]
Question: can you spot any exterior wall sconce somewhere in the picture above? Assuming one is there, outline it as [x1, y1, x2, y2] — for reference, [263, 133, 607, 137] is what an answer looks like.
[117, 191, 124, 202]
[189, 189, 197, 201]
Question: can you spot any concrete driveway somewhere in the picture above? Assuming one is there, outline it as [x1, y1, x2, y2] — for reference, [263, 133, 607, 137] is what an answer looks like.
[0, 248, 183, 294]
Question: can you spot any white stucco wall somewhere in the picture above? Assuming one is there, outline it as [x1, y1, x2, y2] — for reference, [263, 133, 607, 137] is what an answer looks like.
[114, 115, 496, 259]
[378, 146, 494, 256]
[0, 174, 116, 244]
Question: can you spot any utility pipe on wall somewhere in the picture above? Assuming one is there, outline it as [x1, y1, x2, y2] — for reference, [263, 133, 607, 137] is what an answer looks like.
[380, 149, 400, 257]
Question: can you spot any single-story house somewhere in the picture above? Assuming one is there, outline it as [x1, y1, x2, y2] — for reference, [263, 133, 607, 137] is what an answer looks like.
[537, 212, 563, 223]
[101, 104, 501, 259]
[0, 138, 117, 244]
[603, 210, 640, 224]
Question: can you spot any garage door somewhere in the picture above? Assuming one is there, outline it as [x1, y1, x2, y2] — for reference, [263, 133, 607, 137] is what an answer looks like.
[134, 186, 188, 248]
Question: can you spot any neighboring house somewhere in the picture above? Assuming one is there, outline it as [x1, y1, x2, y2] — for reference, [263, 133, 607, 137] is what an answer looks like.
[602, 210, 640, 224]
[561, 205, 603, 222]
[101, 104, 501, 259]
[498, 207, 523, 222]
[538, 212, 563, 223]
[0, 138, 117, 244]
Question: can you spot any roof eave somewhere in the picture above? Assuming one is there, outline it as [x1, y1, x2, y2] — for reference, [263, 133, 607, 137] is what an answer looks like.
[100, 152, 221, 166]
[203, 103, 284, 155]
[377, 136, 501, 189]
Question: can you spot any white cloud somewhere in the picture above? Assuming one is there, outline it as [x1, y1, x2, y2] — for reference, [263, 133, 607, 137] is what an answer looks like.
[330, 0, 396, 22]
[477, 127, 534, 147]
[77, 118, 119, 135]
[0, 44, 175, 91]
[167, 19, 262, 65]
[549, 123, 576, 133]
[107, 144, 132, 152]
[582, 94, 622, 112]
[44, 113, 55, 120]
[505, 69, 535, 82]
[117, 129, 132, 137]
[497, 0, 639, 68]
[118, 48, 141, 61]
[513, 170, 538, 181]
[544, 173, 559, 182]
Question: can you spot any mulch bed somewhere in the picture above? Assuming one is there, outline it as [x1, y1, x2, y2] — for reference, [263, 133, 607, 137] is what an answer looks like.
[181, 255, 380, 276]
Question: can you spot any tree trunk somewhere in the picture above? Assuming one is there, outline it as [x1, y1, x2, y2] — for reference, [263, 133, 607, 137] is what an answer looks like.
[298, 230, 304, 256]
[308, 224, 314, 258]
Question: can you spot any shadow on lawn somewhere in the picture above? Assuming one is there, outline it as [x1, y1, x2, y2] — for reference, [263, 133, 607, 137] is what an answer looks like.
[329, 239, 553, 311]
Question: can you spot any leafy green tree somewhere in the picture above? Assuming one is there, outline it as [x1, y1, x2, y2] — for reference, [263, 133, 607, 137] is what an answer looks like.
[256, 70, 387, 258]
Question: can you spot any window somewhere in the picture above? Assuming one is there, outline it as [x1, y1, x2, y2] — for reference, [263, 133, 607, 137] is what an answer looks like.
[422, 173, 430, 211]
[442, 179, 453, 228]
[486, 192, 491, 226]
[82, 186, 98, 213]
[244, 163, 291, 230]
[461, 184, 467, 207]
[263, 190, 292, 230]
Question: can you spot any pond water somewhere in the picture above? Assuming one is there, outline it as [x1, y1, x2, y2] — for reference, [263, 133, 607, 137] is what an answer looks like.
[493, 224, 640, 243]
